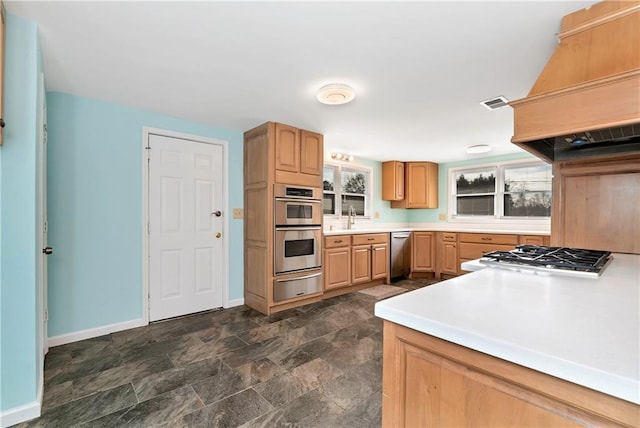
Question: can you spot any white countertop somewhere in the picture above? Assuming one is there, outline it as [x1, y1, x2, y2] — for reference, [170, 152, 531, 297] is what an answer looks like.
[375, 253, 640, 404]
[322, 225, 549, 236]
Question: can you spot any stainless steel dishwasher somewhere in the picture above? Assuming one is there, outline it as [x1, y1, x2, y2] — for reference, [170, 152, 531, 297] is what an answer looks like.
[390, 231, 411, 280]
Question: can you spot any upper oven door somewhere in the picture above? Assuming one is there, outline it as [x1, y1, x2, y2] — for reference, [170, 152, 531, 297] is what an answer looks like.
[274, 227, 322, 274]
[274, 198, 322, 226]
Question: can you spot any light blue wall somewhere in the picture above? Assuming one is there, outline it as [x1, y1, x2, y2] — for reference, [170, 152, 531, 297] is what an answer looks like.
[0, 14, 42, 412]
[358, 158, 409, 223]
[407, 152, 536, 222]
[46, 93, 243, 337]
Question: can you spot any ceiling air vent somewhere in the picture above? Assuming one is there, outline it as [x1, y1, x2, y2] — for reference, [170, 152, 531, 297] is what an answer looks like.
[480, 96, 509, 110]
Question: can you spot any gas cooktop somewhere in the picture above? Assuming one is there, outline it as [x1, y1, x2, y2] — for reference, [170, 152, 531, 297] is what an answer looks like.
[479, 245, 613, 278]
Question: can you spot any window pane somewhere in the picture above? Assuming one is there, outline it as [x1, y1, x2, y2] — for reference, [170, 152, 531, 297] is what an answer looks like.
[456, 195, 494, 216]
[323, 167, 335, 191]
[455, 169, 496, 195]
[504, 192, 551, 217]
[341, 171, 366, 195]
[504, 164, 552, 192]
[323, 193, 335, 215]
[342, 195, 365, 216]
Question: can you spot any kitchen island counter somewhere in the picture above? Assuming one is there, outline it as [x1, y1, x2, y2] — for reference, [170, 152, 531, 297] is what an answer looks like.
[375, 253, 640, 405]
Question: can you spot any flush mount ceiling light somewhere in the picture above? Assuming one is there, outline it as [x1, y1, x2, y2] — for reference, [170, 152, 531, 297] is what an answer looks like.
[331, 152, 355, 162]
[466, 144, 492, 154]
[317, 83, 355, 105]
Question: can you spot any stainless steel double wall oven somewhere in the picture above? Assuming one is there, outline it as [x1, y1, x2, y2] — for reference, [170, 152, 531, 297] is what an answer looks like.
[273, 184, 323, 302]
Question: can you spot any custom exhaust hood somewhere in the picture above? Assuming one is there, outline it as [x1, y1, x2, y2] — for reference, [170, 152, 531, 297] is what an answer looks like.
[510, 0, 640, 163]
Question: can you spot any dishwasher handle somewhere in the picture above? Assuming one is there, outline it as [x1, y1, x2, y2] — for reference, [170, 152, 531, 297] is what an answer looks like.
[392, 233, 411, 239]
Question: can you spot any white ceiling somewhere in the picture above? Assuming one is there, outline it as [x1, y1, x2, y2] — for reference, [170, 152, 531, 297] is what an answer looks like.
[6, 1, 595, 163]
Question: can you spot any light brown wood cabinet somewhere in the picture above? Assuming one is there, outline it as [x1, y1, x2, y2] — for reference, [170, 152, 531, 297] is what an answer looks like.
[382, 320, 637, 427]
[0, 2, 5, 146]
[274, 123, 323, 187]
[381, 161, 405, 201]
[519, 235, 550, 246]
[351, 233, 389, 284]
[552, 154, 640, 255]
[243, 122, 324, 315]
[324, 233, 390, 292]
[411, 232, 435, 274]
[438, 232, 458, 277]
[390, 162, 438, 209]
[324, 236, 351, 291]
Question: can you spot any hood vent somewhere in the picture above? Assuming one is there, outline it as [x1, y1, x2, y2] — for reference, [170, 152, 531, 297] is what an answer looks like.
[510, 1, 640, 162]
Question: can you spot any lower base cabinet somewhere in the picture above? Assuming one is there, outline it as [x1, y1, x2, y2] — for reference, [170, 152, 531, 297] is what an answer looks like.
[324, 233, 389, 291]
[382, 321, 637, 427]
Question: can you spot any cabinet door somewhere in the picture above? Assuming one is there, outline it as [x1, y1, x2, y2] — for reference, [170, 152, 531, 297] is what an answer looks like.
[412, 232, 434, 272]
[519, 235, 548, 246]
[299, 130, 323, 176]
[351, 245, 371, 284]
[324, 247, 351, 290]
[382, 161, 405, 201]
[371, 244, 388, 280]
[406, 162, 438, 208]
[274, 123, 299, 173]
[441, 242, 458, 275]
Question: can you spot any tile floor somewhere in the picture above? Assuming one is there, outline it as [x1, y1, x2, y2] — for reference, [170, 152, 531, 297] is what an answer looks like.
[18, 278, 437, 428]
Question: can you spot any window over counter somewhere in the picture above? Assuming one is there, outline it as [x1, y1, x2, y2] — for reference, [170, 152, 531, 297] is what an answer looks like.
[323, 163, 372, 217]
[450, 160, 552, 220]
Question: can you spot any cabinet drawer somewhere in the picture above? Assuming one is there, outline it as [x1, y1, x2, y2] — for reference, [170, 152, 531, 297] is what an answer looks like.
[352, 233, 388, 245]
[458, 233, 518, 245]
[324, 236, 350, 248]
[459, 243, 517, 260]
[442, 232, 457, 242]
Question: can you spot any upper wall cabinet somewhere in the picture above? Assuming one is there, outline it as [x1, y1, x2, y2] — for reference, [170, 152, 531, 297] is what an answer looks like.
[382, 161, 405, 201]
[0, 2, 6, 146]
[274, 123, 323, 187]
[388, 161, 439, 209]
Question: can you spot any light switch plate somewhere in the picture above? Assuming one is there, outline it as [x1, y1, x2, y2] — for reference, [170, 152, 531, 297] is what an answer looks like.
[233, 208, 243, 219]
[374, 211, 380, 219]
[438, 213, 447, 221]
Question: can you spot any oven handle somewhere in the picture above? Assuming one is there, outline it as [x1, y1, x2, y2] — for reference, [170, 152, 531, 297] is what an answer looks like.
[275, 198, 322, 204]
[275, 226, 322, 231]
[274, 272, 322, 282]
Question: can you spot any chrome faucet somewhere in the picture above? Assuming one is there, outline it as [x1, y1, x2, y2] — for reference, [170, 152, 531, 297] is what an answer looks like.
[347, 205, 356, 230]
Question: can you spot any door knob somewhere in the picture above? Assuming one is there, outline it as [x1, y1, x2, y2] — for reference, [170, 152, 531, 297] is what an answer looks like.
[213, 211, 222, 217]
[216, 233, 222, 238]
[42, 247, 53, 255]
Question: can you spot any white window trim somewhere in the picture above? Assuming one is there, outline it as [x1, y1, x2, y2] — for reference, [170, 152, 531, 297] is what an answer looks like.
[323, 161, 373, 220]
[448, 158, 551, 224]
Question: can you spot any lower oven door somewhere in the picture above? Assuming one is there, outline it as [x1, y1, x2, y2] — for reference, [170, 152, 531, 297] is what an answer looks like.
[274, 227, 321, 274]
[273, 271, 323, 302]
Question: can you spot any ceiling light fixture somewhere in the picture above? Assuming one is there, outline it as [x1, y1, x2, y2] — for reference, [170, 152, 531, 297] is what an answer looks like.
[466, 144, 492, 154]
[317, 83, 355, 105]
[331, 152, 355, 162]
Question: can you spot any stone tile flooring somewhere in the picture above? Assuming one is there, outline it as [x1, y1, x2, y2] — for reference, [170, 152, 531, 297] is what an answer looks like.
[19, 278, 436, 428]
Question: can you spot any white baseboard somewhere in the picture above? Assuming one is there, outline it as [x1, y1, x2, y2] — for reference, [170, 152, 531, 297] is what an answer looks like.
[0, 400, 41, 428]
[47, 318, 146, 348]
[225, 298, 244, 308]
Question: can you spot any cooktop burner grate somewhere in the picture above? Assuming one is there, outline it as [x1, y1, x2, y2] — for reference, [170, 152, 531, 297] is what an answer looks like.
[481, 245, 612, 273]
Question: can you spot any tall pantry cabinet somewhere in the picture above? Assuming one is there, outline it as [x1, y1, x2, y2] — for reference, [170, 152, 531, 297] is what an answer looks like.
[244, 122, 324, 315]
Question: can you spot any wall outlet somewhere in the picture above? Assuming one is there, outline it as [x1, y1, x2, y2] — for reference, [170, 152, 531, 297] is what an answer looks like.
[374, 211, 380, 219]
[233, 208, 243, 219]
[438, 213, 447, 221]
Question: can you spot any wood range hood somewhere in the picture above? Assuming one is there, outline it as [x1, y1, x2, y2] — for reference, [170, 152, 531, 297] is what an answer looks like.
[510, 0, 640, 162]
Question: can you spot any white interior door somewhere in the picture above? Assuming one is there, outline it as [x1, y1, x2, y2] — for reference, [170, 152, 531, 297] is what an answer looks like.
[38, 73, 49, 355]
[148, 134, 224, 321]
